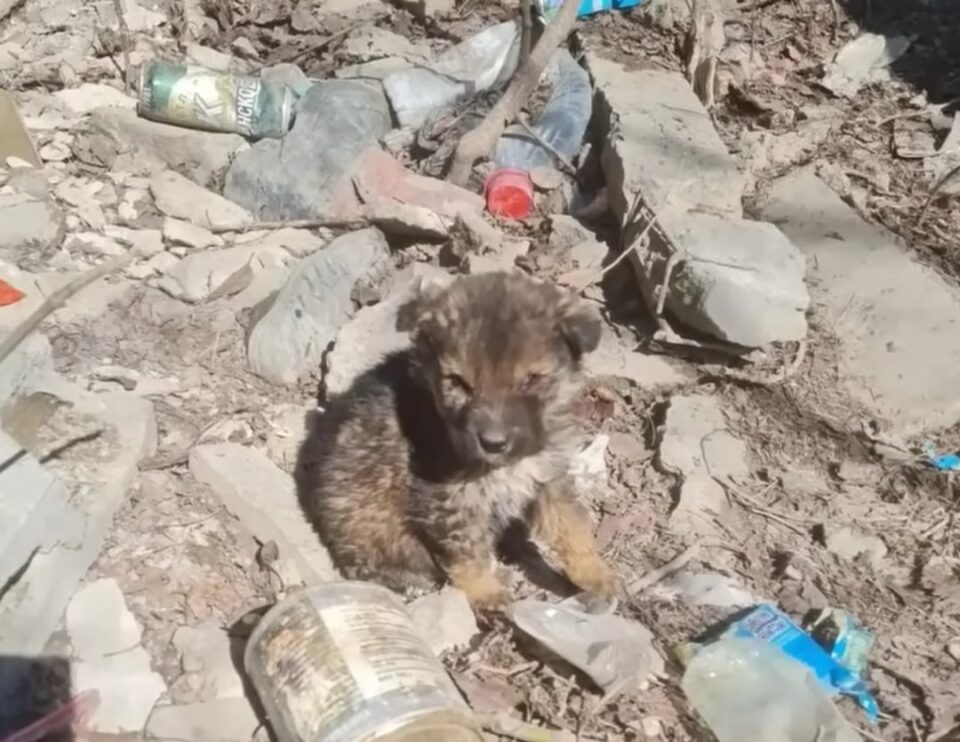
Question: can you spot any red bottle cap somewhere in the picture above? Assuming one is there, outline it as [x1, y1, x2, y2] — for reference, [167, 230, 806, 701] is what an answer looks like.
[485, 168, 534, 219]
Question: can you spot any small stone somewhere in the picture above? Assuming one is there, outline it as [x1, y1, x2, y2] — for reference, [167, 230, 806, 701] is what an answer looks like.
[230, 37, 260, 60]
[659, 395, 748, 480]
[947, 640, 960, 662]
[184, 42, 234, 72]
[549, 214, 594, 251]
[66, 579, 142, 661]
[670, 474, 729, 537]
[408, 587, 479, 655]
[105, 226, 165, 257]
[69, 232, 126, 257]
[151, 170, 253, 230]
[39, 141, 71, 162]
[262, 403, 313, 471]
[158, 243, 290, 303]
[149, 251, 180, 274]
[823, 525, 888, 568]
[163, 217, 223, 249]
[242, 227, 325, 257]
[395, 0, 454, 20]
[362, 200, 449, 241]
[73, 647, 166, 734]
[0, 193, 62, 252]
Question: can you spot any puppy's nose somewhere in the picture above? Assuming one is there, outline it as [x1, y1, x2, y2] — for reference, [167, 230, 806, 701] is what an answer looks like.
[478, 428, 508, 454]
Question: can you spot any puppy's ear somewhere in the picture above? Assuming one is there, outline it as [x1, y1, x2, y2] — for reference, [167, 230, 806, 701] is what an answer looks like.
[395, 273, 453, 333]
[557, 296, 602, 359]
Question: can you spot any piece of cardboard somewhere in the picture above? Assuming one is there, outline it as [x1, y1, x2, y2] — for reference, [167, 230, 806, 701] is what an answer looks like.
[0, 90, 41, 168]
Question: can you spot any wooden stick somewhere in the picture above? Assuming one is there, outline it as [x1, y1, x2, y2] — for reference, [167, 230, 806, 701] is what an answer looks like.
[0, 254, 133, 366]
[627, 543, 702, 596]
[209, 217, 368, 234]
[446, 0, 581, 186]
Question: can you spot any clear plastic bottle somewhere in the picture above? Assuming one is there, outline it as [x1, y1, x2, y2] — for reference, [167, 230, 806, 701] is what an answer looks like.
[682, 637, 864, 742]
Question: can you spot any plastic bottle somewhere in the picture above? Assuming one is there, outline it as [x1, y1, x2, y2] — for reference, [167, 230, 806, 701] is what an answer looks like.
[487, 50, 592, 219]
[537, 0, 650, 19]
[682, 637, 864, 742]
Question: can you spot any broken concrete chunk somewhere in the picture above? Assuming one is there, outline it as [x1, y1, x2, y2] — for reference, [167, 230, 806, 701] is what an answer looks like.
[163, 217, 223, 249]
[659, 395, 747, 480]
[590, 57, 745, 222]
[73, 647, 166, 734]
[172, 621, 244, 701]
[362, 200, 449, 241]
[585, 330, 689, 388]
[54, 84, 135, 115]
[548, 214, 594, 251]
[189, 443, 338, 585]
[823, 525, 888, 569]
[649, 211, 810, 347]
[242, 227, 325, 257]
[151, 170, 253, 230]
[670, 473, 729, 537]
[0, 193, 63, 254]
[90, 107, 245, 187]
[247, 228, 392, 385]
[0, 330, 51, 402]
[66, 579, 142, 661]
[408, 587, 479, 655]
[760, 169, 960, 436]
[146, 698, 260, 742]
[157, 243, 292, 303]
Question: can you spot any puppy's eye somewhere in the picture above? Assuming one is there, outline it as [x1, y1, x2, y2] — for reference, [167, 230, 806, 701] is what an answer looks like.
[442, 373, 472, 395]
[521, 371, 545, 390]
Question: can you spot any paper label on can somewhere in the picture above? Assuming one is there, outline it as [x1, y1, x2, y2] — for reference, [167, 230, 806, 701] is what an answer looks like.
[162, 67, 260, 135]
[317, 601, 458, 699]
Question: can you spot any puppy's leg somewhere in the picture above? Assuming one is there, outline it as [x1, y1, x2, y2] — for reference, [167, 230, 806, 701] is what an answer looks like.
[529, 478, 620, 600]
[434, 522, 509, 609]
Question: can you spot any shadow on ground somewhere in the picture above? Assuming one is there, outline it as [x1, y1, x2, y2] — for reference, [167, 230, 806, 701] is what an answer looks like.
[842, 0, 960, 103]
[0, 655, 75, 741]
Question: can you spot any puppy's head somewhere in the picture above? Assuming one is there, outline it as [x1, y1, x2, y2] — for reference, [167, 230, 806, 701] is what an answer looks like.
[399, 272, 601, 468]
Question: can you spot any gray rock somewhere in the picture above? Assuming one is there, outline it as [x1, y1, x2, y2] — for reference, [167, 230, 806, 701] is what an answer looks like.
[238, 227, 326, 258]
[0, 385, 156, 655]
[652, 212, 810, 346]
[393, 0, 455, 20]
[0, 330, 52, 403]
[363, 200, 449, 241]
[823, 525, 888, 569]
[0, 192, 63, 255]
[549, 214, 594, 251]
[659, 395, 747, 480]
[157, 242, 292, 303]
[189, 443, 338, 585]
[585, 330, 689, 388]
[670, 473, 729, 537]
[760, 170, 960, 436]
[54, 84, 135, 115]
[151, 170, 253, 231]
[90, 106, 245, 187]
[408, 587, 479, 655]
[247, 228, 392, 385]
[66, 579, 142, 661]
[224, 81, 391, 221]
[146, 698, 259, 742]
[591, 57, 810, 347]
[163, 217, 223, 249]
[74, 646, 166, 733]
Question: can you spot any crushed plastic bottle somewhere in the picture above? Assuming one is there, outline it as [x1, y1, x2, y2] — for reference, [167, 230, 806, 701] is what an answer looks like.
[383, 22, 520, 128]
[487, 50, 592, 218]
[506, 594, 662, 696]
[537, 0, 650, 19]
[682, 637, 864, 742]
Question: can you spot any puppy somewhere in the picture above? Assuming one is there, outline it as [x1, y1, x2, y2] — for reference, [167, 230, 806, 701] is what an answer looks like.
[295, 271, 618, 607]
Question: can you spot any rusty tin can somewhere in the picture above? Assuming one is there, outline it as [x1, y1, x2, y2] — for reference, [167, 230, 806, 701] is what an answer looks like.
[244, 582, 483, 742]
[137, 59, 293, 139]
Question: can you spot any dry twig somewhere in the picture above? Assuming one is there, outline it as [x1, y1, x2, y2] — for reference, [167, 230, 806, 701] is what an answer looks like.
[446, 0, 581, 185]
[210, 217, 368, 234]
[627, 543, 703, 596]
[111, 0, 132, 94]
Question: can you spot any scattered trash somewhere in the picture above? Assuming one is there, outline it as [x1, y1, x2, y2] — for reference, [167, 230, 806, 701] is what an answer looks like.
[0, 89, 41, 167]
[488, 50, 592, 219]
[681, 637, 864, 742]
[507, 594, 662, 696]
[678, 604, 879, 722]
[137, 60, 295, 139]
[245, 581, 483, 742]
[0, 279, 25, 307]
[537, 0, 648, 19]
[383, 22, 519, 128]
[821, 33, 914, 99]
[804, 607, 875, 678]
[924, 442, 960, 471]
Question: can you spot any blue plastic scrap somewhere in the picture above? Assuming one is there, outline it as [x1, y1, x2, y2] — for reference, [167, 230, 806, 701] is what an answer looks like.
[537, 0, 649, 18]
[724, 604, 879, 722]
[924, 443, 960, 471]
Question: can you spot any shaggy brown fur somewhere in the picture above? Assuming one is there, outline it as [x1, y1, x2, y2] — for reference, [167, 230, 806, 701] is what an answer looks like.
[295, 272, 619, 608]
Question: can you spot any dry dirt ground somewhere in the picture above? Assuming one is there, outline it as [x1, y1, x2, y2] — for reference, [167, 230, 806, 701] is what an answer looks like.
[7, 0, 958, 740]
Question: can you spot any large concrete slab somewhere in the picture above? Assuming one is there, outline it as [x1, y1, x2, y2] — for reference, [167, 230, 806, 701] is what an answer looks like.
[589, 55, 809, 347]
[760, 170, 960, 435]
